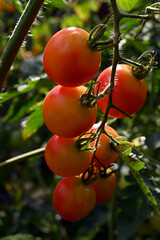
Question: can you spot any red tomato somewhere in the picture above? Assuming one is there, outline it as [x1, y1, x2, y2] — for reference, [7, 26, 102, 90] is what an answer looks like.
[43, 27, 101, 87]
[45, 135, 92, 177]
[42, 85, 97, 138]
[95, 64, 147, 118]
[53, 176, 96, 221]
[90, 124, 120, 167]
[92, 168, 116, 203]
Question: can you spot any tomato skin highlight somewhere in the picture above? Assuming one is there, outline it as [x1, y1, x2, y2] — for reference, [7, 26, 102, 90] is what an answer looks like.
[43, 27, 101, 87]
[92, 169, 116, 203]
[95, 64, 147, 118]
[90, 125, 120, 167]
[42, 85, 97, 138]
[45, 135, 92, 177]
[53, 177, 96, 221]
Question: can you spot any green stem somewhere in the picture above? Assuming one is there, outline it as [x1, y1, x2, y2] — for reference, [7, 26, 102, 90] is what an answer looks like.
[119, 56, 144, 68]
[98, 0, 121, 131]
[0, 0, 45, 92]
[121, 13, 150, 20]
[0, 147, 45, 170]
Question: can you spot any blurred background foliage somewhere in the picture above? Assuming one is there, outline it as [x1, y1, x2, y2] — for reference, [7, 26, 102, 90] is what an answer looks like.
[0, 0, 160, 239]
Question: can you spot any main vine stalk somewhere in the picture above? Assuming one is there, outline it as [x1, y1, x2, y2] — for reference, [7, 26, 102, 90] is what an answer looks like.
[0, 0, 45, 92]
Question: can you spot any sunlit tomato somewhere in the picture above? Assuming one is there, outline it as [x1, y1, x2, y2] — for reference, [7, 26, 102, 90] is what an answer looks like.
[95, 64, 147, 118]
[53, 176, 96, 221]
[42, 85, 97, 138]
[45, 135, 92, 177]
[43, 27, 101, 87]
[92, 168, 116, 203]
[90, 124, 120, 167]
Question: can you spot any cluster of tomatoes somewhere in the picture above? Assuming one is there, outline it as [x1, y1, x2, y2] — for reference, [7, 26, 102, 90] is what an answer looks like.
[42, 27, 147, 221]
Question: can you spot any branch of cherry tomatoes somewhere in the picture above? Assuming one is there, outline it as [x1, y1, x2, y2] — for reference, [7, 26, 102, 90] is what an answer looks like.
[0, 0, 160, 221]
[42, 0, 160, 221]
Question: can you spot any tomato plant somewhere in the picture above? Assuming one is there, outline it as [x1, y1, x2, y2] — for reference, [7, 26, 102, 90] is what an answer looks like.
[45, 135, 92, 177]
[43, 27, 101, 87]
[92, 168, 116, 203]
[53, 176, 96, 221]
[90, 124, 120, 167]
[42, 85, 97, 138]
[1, 0, 160, 237]
[95, 64, 147, 118]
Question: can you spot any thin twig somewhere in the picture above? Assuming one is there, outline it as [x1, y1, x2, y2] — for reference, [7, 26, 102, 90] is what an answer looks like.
[0, 147, 45, 170]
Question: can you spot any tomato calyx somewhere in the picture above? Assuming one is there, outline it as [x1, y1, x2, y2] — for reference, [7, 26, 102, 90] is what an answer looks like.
[88, 14, 114, 51]
[75, 132, 95, 151]
[132, 50, 157, 80]
[80, 81, 97, 107]
[99, 164, 118, 179]
[81, 164, 118, 185]
[81, 166, 98, 185]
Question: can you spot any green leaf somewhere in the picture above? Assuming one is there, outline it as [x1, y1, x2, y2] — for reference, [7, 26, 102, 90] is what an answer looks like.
[13, 0, 24, 13]
[61, 14, 84, 29]
[117, 0, 140, 11]
[130, 168, 160, 215]
[74, 2, 92, 22]
[6, 95, 38, 123]
[122, 152, 145, 171]
[49, 0, 68, 8]
[0, 75, 50, 104]
[139, 169, 160, 210]
[22, 102, 44, 140]
[0, 81, 37, 104]
[123, 154, 160, 215]
[120, 140, 134, 156]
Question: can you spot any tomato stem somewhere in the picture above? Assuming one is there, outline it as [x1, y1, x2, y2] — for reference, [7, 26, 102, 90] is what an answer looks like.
[111, 104, 132, 119]
[0, 0, 45, 92]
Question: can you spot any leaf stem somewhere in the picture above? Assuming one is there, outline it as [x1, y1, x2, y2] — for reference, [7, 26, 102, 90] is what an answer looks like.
[0, 0, 45, 92]
[121, 13, 150, 20]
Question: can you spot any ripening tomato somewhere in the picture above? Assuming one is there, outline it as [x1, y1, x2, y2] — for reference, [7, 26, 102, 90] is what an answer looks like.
[42, 85, 97, 138]
[95, 64, 147, 118]
[45, 135, 92, 177]
[53, 176, 96, 221]
[90, 124, 120, 167]
[92, 168, 116, 203]
[43, 27, 101, 87]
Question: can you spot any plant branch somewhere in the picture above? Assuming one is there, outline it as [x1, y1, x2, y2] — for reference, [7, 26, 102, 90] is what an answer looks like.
[119, 56, 144, 68]
[0, 0, 45, 92]
[0, 147, 45, 170]
[121, 13, 150, 20]
[98, 0, 121, 130]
